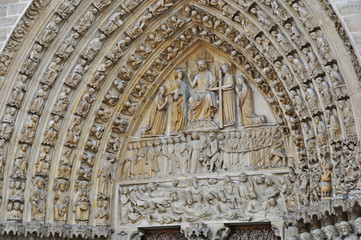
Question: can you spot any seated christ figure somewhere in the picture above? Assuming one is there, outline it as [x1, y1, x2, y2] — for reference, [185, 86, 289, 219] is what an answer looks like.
[188, 59, 217, 121]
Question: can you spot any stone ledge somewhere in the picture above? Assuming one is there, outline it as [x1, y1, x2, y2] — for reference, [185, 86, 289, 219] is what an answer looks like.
[0, 221, 112, 239]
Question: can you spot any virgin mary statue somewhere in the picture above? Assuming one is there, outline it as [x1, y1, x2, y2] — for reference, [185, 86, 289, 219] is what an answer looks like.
[143, 85, 169, 135]
[235, 75, 265, 126]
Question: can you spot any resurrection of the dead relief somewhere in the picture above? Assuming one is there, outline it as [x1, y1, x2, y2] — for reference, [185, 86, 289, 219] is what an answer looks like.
[0, 0, 360, 239]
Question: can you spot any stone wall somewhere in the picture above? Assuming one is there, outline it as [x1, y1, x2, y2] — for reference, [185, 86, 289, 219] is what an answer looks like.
[0, 0, 31, 50]
[330, 0, 361, 60]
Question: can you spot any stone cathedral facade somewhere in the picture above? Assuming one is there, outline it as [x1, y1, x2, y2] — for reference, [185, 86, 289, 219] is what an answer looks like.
[0, 0, 360, 239]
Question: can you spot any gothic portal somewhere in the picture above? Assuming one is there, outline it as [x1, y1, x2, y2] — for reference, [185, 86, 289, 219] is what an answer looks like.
[0, 0, 360, 239]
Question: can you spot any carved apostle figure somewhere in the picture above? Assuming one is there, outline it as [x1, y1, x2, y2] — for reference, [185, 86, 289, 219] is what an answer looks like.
[152, 140, 161, 177]
[94, 0, 112, 10]
[221, 64, 236, 126]
[43, 58, 62, 86]
[83, 34, 106, 61]
[36, 146, 51, 176]
[66, 59, 88, 87]
[21, 44, 42, 77]
[73, 181, 91, 223]
[12, 144, 28, 179]
[43, 115, 60, 145]
[205, 132, 220, 172]
[54, 179, 69, 222]
[98, 155, 115, 197]
[74, 8, 98, 34]
[31, 177, 47, 221]
[238, 172, 254, 208]
[188, 59, 217, 121]
[170, 69, 186, 133]
[57, 0, 80, 18]
[20, 114, 38, 143]
[101, 11, 124, 35]
[95, 198, 109, 226]
[9, 75, 27, 107]
[323, 109, 341, 139]
[143, 86, 168, 136]
[236, 75, 265, 126]
[53, 88, 72, 116]
[120, 146, 132, 179]
[66, 116, 82, 147]
[188, 132, 204, 174]
[38, 16, 62, 47]
[30, 85, 49, 114]
[76, 88, 95, 117]
[179, 136, 190, 174]
[0, 107, 16, 139]
[57, 32, 80, 59]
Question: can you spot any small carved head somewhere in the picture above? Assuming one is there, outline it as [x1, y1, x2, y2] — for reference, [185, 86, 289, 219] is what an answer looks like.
[209, 132, 216, 141]
[34, 176, 45, 189]
[236, 75, 247, 86]
[300, 232, 312, 240]
[9, 180, 15, 189]
[79, 181, 88, 191]
[268, 198, 276, 207]
[175, 68, 184, 80]
[197, 59, 207, 72]
[191, 132, 199, 140]
[224, 175, 231, 183]
[159, 85, 166, 95]
[355, 217, 361, 234]
[249, 191, 257, 199]
[221, 64, 230, 74]
[128, 143, 133, 150]
[338, 221, 353, 236]
[240, 172, 248, 182]
[265, 177, 274, 186]
[58, 180, 67, 192]
[325, 225, 339, 239]
[256, 175, 265, 185]
[311, 228, 326, 240]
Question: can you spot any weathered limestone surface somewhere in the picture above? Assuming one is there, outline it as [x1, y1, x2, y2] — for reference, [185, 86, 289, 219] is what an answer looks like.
[0, 0, 31, 50]
[330, 0, 361, 60]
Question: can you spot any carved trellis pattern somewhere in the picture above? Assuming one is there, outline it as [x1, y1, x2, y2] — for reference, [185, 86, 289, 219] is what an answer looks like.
[227, 225, 280, 240]
[143, 229, 187, 240]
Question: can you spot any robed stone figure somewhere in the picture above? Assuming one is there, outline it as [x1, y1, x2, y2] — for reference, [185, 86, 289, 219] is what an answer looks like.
[143, 86, 168, 135]
[236, 75, 265, 126]
[189, 60, 217, 121]
[221, 64, 236, 126]
[171, 69, 186, 133]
